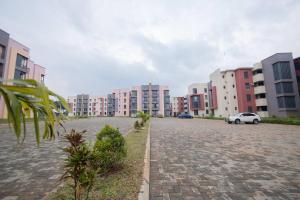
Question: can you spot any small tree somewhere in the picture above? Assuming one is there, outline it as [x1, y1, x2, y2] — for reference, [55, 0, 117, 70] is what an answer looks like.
[134, 120, 141, 131]
[137, 111, 150, 124]
[93, 125, 126, 171]
[62, 129, 97, 200]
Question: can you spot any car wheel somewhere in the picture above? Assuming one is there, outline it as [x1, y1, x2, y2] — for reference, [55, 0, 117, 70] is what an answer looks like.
[235, 119, 240, 124]
[253, 119, 259, 124]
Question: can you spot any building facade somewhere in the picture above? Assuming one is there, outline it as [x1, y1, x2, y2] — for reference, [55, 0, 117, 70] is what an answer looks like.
[0, 30, 46, 118]
[171, 96, 184, 117]
[130, 84, 171, 117]
[187, 83, 210, 116]
[113, 89, 130, 117]
[294, 57, 300, 96]
[253, 53, 300, 117]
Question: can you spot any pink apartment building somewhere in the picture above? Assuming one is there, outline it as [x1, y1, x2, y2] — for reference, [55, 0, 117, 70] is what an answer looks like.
[113, 88, 130, 117]
[0, 31, 46, 118]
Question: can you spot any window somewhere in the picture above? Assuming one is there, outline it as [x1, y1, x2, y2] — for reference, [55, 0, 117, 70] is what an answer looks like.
[275, 82, 294, 94]
[235, 107, 237, 110]
[16, 54, 28, 68]
[14, 70, 26, 79]
[232, 84, 235, 88]
[277, 96, 296, 108]
[223, 86, 226, 89]
[225, 107, 228, 111]
[248, 106, 253, 112]
[204, 88, 207, 93]
[0, 63, 4, 78]
[192, 95, 200, 108]
[222, 75, 225, 78]
[244, 71, 249, 79]
[231, 73, 234, 77]
[246, 94, 251, 102]
[194, 110, 198, 116]
[124, 111, 126, 115]
[224, 96, 227, 100]
[192, 88, 197, 94]
[0, 45, 5, 59]
[124, 105, 126, 109]
[205, 95, 207, 100]
[124, 93, 126, 97]
[273, 61, 292, 80]
[41, 74, 45, 83]
[245, 83, 250, 90]
[205, 102, 208, 107]
[234, 95, 236, 99]
[206, 110, 209, 114]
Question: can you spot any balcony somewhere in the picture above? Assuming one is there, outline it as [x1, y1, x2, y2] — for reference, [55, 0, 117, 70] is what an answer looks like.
[253, 73, 264, 83]
[254, 86, 266, 94]
[255, 98, 267, 106]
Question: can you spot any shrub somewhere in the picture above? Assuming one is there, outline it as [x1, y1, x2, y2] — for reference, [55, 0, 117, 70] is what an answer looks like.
[62, 129, 97, 200]
[134, 120, 141, 130]
[93, 125, 126, 171]
[140, 120, 145, 127]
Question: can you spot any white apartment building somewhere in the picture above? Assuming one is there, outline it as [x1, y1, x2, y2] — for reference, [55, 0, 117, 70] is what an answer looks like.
[187, 83, 210, 116]
[209, 69, 238, 117]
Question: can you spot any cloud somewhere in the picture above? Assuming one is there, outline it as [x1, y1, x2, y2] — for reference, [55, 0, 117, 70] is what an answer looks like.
[0, 0, 299, 97]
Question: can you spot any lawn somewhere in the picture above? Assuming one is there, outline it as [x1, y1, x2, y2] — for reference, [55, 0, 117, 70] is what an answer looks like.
[47, 121, 149, 200]
[261, 117, 300, 125]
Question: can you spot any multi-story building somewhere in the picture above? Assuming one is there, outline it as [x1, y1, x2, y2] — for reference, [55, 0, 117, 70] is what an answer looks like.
[130, 83, 170, 117]
[113, 89, 130, 117]
[0, 29, 46, 118]
[187, 83, 210, 116]
[171, 97, 184, 117]
[294, 57, 300, 96]
[107, 93, 116, 116]
[253, 53, 300, 117]
[67, 95, 108, 117]
[209, 67, 256, 117]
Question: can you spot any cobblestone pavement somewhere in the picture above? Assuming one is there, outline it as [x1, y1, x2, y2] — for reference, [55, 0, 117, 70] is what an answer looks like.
[150, 118, 300, 200]
[0, 117, 135, 200]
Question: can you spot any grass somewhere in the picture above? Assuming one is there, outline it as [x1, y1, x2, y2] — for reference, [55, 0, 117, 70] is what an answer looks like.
[261, 117, 300, 125]
[47, 122, 150, 200]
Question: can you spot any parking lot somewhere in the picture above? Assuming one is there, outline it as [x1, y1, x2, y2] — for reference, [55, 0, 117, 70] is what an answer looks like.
[150, 118, 300, 200]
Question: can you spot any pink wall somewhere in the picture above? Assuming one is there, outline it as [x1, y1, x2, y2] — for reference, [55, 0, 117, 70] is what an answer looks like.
[113, 88, 130, 117]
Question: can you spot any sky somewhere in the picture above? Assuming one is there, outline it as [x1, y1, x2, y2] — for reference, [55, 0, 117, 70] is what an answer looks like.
[1, 0, 300, 97]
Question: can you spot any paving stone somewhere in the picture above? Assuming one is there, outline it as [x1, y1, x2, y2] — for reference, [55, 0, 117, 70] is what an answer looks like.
[150, 118, 300, 199]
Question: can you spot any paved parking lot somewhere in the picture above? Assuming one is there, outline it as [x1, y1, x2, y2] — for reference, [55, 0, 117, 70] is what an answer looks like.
[150, 118, 300, 200]
[0, 117, 135, 200]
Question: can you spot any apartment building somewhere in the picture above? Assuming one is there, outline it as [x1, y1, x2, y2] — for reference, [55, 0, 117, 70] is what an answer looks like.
[113, 88, 130, 117]
[171, 97, 184, 117]
[208, 67, 256, 117]
[0, 29, 46, 118]
[253, 53, 300, 117]
[130, 83, 171, 117]
[67, 95, 108, 117]
[294, 57, 300, 96]
[187, 83, 210, 116]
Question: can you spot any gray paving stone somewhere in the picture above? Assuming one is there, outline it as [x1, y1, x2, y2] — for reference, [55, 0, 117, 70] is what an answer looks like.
[150, 118, 300, 200]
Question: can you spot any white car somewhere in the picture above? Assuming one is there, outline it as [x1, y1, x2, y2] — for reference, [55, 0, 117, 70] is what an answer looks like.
[226, 112, 261, 124]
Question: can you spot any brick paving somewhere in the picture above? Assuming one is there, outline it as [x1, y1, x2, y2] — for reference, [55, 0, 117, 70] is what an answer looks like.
[0, 117, 135, 200]
[150, 118, 300, 200]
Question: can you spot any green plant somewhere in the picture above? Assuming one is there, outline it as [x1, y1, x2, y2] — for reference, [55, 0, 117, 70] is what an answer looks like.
[134, 120, 141, 130]
[137, 111, 150, 123]
[0, 79, 69, 144]
[62, 129, 97, 200]
[93, 125, 126, 171]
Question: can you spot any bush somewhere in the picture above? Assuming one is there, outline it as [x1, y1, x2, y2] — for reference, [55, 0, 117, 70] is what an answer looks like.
[134, 120, 141, 130]
[62, 129, 97, 200]
[93, 125, 126, 171]
[140, 120, 144, 127]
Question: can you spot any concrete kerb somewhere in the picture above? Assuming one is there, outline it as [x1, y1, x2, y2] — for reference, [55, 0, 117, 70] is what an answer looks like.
[138, 121, 151, 200]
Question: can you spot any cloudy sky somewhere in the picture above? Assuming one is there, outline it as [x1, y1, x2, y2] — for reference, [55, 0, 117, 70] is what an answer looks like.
[1, 0, 300, 97]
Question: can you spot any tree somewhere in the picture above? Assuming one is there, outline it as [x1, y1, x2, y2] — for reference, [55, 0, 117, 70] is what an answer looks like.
[0, 79, 69, 144]
[137, 111, 150, 124]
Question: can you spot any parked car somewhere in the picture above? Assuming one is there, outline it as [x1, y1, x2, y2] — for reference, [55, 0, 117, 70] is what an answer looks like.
[226, 112, 261, 124]
[177, 113, 193, 119]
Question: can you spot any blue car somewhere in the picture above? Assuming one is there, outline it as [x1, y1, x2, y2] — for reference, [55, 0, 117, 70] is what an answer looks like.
[177, 113, 193, 119]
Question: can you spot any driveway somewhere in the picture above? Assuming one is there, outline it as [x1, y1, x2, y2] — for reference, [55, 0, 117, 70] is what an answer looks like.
[150, 118, 300, 200]
[0, 117, 135, 200]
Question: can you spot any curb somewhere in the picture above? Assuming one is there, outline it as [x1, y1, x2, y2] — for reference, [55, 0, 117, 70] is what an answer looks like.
[138, 121, 151, 200]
